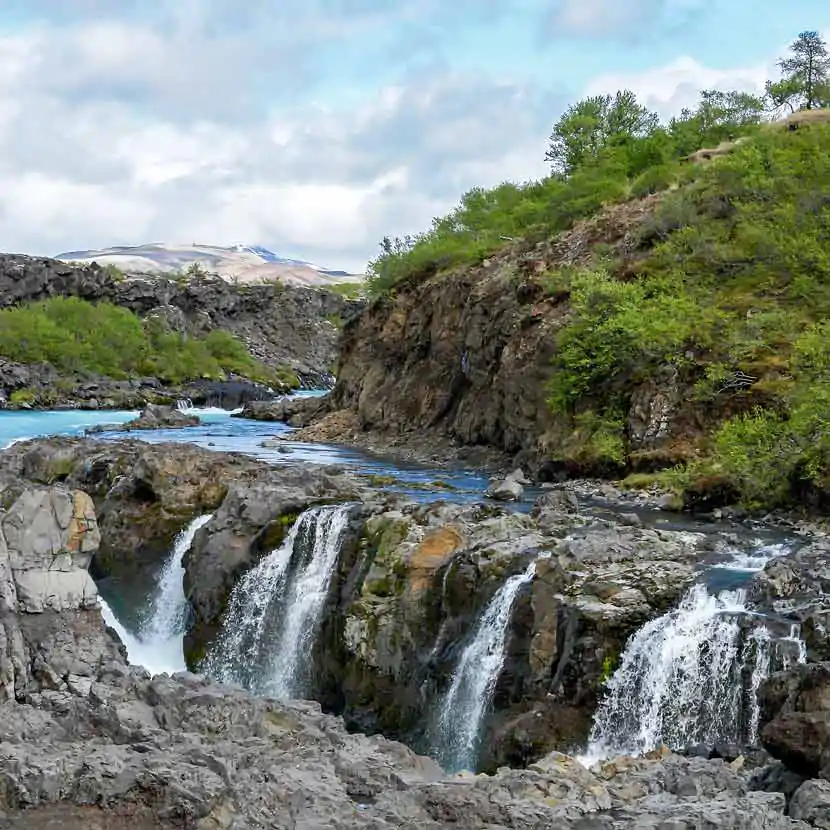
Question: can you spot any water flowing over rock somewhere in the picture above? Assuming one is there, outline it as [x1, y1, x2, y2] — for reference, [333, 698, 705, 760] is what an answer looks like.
[431, 560, 536, 772]
[103, 514, 213, 675]
[585, 583, 805, 761]
[204, 504, 353, 698]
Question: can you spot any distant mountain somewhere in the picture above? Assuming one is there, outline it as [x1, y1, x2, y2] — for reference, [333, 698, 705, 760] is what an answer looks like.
[56, 243, 364, 288]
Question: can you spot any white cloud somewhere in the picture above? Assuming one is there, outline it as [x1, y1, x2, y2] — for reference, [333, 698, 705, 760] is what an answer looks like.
[0, 6, 821, 272]
[549, 0, 711, 37]
[584, 55, 772, 118]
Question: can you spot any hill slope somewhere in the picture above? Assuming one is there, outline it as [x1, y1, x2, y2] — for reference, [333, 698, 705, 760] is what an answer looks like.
[299, 114, 830, 511]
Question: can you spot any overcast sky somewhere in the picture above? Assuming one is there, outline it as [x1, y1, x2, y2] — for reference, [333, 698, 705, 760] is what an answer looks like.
[0, 0, 827, 271]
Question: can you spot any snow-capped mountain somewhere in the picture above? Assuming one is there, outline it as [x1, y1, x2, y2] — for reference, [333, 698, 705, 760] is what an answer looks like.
[56, 243, 363, 288]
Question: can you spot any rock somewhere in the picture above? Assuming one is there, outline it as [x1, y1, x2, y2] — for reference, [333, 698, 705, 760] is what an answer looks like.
[183, 465, 364, 664]
[120, 403, 201, 430]
[0, 489, 810, 828]
[86, 403, 201, 433]
[311, 499, 704, 769]
[789, 779, 830, 826]
[234, 394, 330, 427]
[485, 476, 524, 501]
[531, 486, 579, 526]
[0, 254, 358, 406]
[759, 662, 830, 777]
[2, 488, 100, 613]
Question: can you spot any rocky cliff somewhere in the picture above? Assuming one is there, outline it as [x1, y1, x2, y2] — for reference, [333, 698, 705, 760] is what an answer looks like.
[0, 254, 362, 406]
[293, 199, 708, 477]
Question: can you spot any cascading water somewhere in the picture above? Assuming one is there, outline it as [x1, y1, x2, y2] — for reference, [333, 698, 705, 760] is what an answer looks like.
[583, 582, 806, 762]
[430, 561, 536, 773]
[98, 514, 212, 675]
[140, 513, 213, 653]
[204, 503, 352, 698]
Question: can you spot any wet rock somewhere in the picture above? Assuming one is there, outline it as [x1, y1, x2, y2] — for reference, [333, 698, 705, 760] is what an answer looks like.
[313, 498, 704, 769]
[183, 466, 364, 665]
[87, 403, 201, 433]
[485, 471, 524, 501]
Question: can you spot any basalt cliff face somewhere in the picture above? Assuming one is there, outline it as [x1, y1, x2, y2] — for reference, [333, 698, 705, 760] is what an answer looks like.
[297, 201, 717, 478]
[0, 254, 361, 406]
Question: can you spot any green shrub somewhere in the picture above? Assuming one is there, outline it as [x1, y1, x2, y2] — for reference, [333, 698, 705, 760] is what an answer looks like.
[0, 297, 286, 387]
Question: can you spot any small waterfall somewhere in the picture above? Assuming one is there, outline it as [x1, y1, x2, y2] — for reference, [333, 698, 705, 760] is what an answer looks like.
[204, 504, 352, 698]
[584, 583, 805, 762]
[99, 597, 142, 655]
[431, 561, 536, 773]
[140, 514, 213, 648]
[176, 398, 194, 412]
[98, 514, 212, 675]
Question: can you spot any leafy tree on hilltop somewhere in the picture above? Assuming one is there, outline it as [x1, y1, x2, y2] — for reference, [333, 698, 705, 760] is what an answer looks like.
[545, 90, 660, 175]
[766, 30, 830, 112]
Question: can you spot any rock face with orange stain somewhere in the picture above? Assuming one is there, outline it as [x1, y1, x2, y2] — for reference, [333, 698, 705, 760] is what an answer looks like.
[309, 496, 706, 770]
[1, 487, 101, 614]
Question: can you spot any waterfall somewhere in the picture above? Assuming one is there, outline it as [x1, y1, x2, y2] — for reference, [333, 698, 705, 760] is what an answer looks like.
[431, 561, 536, 773]
[583, 583, 805, 762]
[176, 398, 194, 412]
[204, 503, 352, 698]
[97, 514, 212, 675]
[140, 514, 213, 649]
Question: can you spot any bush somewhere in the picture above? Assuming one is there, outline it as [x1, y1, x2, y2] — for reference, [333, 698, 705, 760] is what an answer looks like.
[0, 297, 289, 387]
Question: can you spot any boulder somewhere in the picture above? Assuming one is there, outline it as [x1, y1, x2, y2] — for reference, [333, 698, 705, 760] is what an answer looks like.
[86, 403, 201, 434]
[485, 473, 524, 501]
[759, 663, 830, 778]
[1, 488, 100, 613]
[789, 779, 830, 826]
[234, 394, 331, 427]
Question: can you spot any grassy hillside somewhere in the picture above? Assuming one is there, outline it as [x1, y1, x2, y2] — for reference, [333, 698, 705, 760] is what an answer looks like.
[0, 297, 299, 390]
[365, 91, 830, 509]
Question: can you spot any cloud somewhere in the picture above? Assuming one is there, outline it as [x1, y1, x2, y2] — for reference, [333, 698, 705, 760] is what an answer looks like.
[0, 2, 819, 273]
[547, 0, 712, 38]
[584, 55, 771, 118]
[0, 10, 555, 272]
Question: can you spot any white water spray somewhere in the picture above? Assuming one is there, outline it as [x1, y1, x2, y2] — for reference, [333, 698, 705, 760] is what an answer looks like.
[98, 514, 212, 675]
[431, 561, 536, 772]
[266, 504, 351, 697]
[583, 583, 804, 762]
[204, 504, 352, 698]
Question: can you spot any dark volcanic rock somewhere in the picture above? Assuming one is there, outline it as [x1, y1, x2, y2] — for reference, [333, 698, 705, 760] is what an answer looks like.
[0, 482, 802, 828]
[759, 662, 830, 778]
[313, 500, 703, 767]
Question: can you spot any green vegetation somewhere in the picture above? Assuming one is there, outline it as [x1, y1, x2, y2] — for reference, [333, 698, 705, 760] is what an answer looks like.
[365, 31, 830, 510]
[0, 296, 298, 389]
[328, 282, 364, 299]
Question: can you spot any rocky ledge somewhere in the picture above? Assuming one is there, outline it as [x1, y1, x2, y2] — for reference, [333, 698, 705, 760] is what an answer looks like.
[0, 481, 820, 828]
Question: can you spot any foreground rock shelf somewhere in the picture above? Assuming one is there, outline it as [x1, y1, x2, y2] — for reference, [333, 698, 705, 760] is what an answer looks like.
[0, 481, 819, 828]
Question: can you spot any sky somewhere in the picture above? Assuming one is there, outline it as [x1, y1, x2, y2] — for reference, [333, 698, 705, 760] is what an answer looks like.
[0, 1, 827, 272]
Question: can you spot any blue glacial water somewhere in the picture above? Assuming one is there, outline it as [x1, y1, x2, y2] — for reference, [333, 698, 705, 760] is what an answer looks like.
[0, 399, 499, 507]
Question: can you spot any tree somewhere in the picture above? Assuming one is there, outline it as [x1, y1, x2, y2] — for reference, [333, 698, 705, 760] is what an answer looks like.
[668, 89, 765, 154]
[766, 30, 830, 112]
[545, 90, 659, 175]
